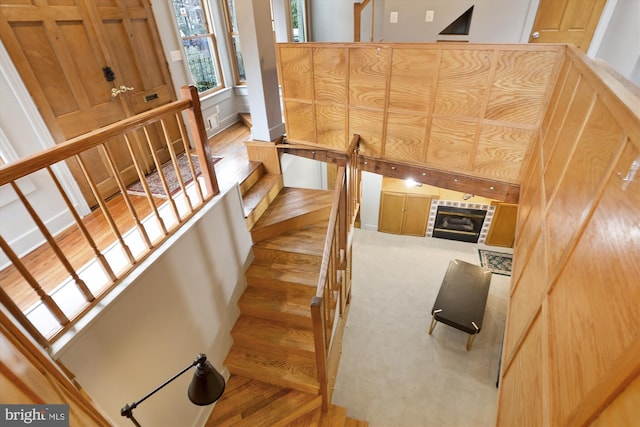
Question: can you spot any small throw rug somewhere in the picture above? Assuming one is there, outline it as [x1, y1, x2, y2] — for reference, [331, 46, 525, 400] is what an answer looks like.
[126, 153, 220, 198]
[478, 249, 513, 276]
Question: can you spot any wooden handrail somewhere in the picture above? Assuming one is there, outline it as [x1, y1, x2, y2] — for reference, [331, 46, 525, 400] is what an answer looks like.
[315, 166, 346, 299]
[307, 135, 361, 410]
[0, 99, 190, 185]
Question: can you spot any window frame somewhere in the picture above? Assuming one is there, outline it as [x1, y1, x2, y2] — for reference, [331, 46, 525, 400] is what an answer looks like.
[221, 0, 246, 86]
[171, 0, 226, 95]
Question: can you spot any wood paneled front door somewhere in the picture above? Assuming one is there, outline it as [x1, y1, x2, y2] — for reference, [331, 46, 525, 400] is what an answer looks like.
[529, 0, 607, 52]
[0, 0, 180, 206]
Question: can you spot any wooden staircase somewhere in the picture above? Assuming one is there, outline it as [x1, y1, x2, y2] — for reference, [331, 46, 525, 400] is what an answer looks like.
[206, 154, 367, 425]
[206, 376, 367, 426]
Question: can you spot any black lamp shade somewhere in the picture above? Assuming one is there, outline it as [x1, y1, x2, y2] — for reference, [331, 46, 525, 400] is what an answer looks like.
[187, 360, 226, 405]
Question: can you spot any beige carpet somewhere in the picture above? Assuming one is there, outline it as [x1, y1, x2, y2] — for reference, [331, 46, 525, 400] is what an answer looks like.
[332, 229, 511, 427]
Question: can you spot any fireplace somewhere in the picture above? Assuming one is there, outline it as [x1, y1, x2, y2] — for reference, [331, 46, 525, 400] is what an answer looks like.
[432, 205, 487, 243]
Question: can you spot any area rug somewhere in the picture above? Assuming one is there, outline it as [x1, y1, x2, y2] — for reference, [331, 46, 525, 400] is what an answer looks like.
[126, 153, 220, 198]
[478, 249, 513, 276]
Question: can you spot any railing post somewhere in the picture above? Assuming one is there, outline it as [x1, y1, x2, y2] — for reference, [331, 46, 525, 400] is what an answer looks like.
[180, 85, 219, 197]
[311, 296, 329, 411]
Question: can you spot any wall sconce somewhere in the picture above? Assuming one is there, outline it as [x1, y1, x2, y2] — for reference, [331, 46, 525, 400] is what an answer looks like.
[120, 353, 225, 426]
[463, 194, 474, 200]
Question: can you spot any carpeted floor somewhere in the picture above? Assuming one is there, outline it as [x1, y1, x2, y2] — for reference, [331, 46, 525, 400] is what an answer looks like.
[332, 229, 511, 427]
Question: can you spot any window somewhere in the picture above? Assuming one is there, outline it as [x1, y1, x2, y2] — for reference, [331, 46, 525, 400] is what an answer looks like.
[222, 0, 246, 85]
[290, 0, 307, 42]
[171, 0, 224, 93]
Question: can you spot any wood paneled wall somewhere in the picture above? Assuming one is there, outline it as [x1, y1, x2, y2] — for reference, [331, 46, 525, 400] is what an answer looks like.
[498, 46, 640, 426]
[277, 42, 640, 424]
[276, 43, 564, 185]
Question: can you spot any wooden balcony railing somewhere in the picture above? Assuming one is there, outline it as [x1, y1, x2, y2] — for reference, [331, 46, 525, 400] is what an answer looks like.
[0, 86, 219, 348]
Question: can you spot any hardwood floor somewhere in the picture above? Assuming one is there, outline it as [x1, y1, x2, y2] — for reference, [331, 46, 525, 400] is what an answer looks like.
[0, 194, 162, 311]
[0, 122, 251, 313]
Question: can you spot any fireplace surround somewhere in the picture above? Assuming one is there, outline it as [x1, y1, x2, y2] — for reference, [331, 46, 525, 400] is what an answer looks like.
[427, 200, 495, 244]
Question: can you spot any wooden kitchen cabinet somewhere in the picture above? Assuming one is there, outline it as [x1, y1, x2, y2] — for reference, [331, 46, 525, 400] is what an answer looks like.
[486, 202, 518, 247]
[378, 191, 431, 236]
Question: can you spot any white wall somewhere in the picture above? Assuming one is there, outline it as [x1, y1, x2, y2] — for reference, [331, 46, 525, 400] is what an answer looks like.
[359, 172, 383, 231]
[281, 154, 326, 190]
[55, 187, 252, 427]
[381, 0, 533, 43]
[309, 0, 357, 42]
[593, 0, 640, 87]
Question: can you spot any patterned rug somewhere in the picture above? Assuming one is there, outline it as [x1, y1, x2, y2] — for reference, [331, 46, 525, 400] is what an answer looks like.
[126, 153, 220, 198]
[478, 249, 513, 276]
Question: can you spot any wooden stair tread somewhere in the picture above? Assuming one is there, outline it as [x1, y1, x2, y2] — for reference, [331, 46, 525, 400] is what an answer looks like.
[238, 286, 314, 325]
[231, 315, 315, 358]
[231, 315, 315, 354]
[216, 159, 263, 192]
[238, 161, 265, 196]
[246, 262, 320, 288]
[344, 418, 369, 427]
[253, 221, 328, 257]
[243, 174, 282, 216]
[224, 348, 319, 394]
[206, 376, 321, 427]
[287, 404, 369, 427]
[252, 188, 333, 231]
[239, 112, 252, 128]
[252, 247, 322, 268]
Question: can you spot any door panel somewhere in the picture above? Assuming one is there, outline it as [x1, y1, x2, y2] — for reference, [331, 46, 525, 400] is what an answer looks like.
[0, 0, 179, 206]
[403, 195, 430, 237]
[0, 1, 130, 205]
[529, 0, 607, 51]
[91, 0, 182, 166]
[378, 192, 405, 234]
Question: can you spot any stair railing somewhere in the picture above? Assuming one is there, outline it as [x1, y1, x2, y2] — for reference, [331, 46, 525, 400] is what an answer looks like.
[310, 165, 346, 411]
[0, 86, 218, 348]
[302, 134, 360, 410]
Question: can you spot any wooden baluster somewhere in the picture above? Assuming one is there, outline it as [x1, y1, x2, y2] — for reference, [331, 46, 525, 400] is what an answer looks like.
[311, 296, 329, 412]
[0, 286, 49, 348]
[99, 144, 153, 249]
[175, 112, 205, 203]
[74, 154, 135, 264]
[141, 125, 181, 224]
[159, 117, 194, 212]
[0, 236, 69, 327]
[46, 167, 116, 282]
[123, 133, 168, 236]
[9, 182, 94, 303]
[181, 85, 219, 197]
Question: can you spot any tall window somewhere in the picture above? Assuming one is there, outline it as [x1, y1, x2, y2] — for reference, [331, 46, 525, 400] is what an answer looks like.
[171, 0, 224, 93]
[290, 0, 307, 42]
[223, 0, 246, 85]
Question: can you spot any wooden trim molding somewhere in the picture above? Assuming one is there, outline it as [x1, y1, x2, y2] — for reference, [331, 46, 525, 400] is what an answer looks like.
[359, 155, 520, 203]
